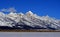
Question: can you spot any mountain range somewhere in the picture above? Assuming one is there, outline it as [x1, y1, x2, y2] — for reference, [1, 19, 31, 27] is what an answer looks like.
[0, 11, 60, 30]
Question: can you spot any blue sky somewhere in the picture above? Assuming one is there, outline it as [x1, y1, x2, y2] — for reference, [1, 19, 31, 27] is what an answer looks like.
[0, 0, 60, 19]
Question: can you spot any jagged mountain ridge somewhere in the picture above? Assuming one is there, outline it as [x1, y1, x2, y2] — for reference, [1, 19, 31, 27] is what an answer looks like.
[0, 11, 60, 30]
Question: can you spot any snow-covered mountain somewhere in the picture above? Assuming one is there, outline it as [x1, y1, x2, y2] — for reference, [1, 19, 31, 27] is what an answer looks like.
[0, 11, 60, 30]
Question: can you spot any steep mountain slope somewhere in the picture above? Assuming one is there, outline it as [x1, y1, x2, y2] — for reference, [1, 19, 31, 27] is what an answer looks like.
[0, 11, 60, 30]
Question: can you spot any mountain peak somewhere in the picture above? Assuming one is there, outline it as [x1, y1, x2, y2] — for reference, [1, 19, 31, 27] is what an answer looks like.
[19, 12, 24, 16]
[0, 12, 5, 16]
[26, 11, 34, 17]
[8, 12, 17, 16]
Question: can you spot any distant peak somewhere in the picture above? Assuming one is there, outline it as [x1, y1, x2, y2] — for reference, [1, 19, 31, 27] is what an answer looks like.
[29, 11, 32, 12]
[9, 12, 15, 15]
[19, 12, 24, 16]
[0, 12, 5, 16]
[27, 11, 33, 14]
[45, 15, 49, 18]
[8, 12, 18, 17]
[26, 11, 34, 16]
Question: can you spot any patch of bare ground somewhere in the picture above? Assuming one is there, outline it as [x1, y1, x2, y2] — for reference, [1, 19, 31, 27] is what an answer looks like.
[0, 29, 60, 32]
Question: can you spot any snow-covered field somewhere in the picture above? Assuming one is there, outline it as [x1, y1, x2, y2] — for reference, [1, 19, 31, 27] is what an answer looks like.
[0, 32, 60, 37]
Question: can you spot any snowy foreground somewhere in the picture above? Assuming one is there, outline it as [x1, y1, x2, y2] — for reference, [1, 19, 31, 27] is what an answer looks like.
[0, 10, 60, 30]
[0, 32, 60, 37]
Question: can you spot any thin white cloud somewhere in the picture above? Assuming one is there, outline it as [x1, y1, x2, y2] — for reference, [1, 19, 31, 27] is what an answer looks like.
[1, 8, 17, 12]
[1, 8, 7, 12]
[8, 8, 17, 12]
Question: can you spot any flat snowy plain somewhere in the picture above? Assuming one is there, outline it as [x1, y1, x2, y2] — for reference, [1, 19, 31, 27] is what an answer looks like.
[0, 32, 60, 37]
